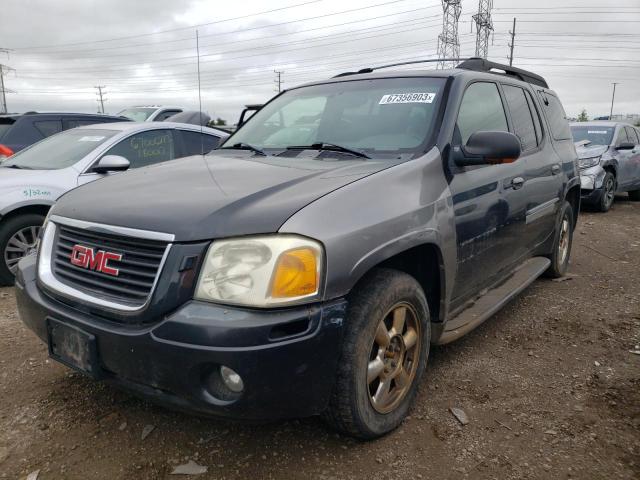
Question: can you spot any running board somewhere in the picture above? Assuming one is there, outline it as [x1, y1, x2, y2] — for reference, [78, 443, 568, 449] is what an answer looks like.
[437, 257, 551, 345]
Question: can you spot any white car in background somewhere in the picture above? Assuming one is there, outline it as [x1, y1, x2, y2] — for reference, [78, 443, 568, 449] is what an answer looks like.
[117, 106, 185, 122]
[0, 121, 228, 284]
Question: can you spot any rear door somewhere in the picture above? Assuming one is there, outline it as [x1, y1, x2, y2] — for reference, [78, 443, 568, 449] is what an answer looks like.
[448, 81, 529, 305]
[503, 84, 562, 249]
[176, 129, 222, 156]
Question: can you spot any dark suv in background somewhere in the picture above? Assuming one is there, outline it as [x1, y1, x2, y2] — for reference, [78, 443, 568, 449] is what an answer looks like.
[0, 112, 129, 160]
[16, 58, 580, 439]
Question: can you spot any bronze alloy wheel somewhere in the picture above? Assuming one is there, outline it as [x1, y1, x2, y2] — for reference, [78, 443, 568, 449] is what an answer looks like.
[367, 302, 421, 414]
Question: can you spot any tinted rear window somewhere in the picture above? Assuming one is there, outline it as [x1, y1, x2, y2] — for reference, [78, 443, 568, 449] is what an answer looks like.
[538, 91, 572, 140]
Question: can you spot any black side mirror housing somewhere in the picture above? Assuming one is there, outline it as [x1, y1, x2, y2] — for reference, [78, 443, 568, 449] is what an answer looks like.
[453, 131, 522, 167]
[616, 141, 635, 151]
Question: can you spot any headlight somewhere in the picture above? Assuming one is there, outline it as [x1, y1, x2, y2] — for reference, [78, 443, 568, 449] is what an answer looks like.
[195, 234, 323, 307]
[578, 156, 600, 169]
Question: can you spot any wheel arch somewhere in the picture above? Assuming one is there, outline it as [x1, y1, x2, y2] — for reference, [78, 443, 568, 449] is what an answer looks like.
[0, 203, 52, 225]
[348, 242, 446, 325]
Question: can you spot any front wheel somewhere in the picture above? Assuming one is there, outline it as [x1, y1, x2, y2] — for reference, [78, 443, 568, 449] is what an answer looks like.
[544, 201, 574, 278]
[323, 269, 430, 439]
[596, 172, 616, 212]
[0, 214, 45, 286]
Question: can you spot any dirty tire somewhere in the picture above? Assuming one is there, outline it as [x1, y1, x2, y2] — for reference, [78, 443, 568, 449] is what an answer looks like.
[0, 214, 45, 286]
[544, 201, 574, 278]
[628, 190, 640, 201]
[596, 172, 616, 212]
[322, 268, 430, 439]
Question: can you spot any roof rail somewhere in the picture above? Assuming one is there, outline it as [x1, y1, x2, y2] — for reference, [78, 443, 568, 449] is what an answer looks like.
[333, 58, 464, 78]
[456, 57, 549, 88]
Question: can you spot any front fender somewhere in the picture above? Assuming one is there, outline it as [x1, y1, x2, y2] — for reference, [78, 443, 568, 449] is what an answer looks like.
[579, 165, 606, 190]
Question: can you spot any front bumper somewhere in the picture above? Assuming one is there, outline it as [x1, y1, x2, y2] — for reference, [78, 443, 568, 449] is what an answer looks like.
[579, 165, 607, 204]
[15, 255, 347, 420]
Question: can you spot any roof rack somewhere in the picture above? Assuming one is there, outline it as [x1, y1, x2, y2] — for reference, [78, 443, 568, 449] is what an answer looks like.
[332, 56, 549, 88]
[456, 57, 549, 88]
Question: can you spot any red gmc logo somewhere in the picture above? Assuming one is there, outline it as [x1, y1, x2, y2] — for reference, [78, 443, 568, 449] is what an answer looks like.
[70, 245, 122, 277]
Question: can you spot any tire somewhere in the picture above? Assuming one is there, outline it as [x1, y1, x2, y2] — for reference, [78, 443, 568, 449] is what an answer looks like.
[323, 268, 431, 439]
[596, 172, 616, 212]
[0, 214, 45, 286]
[628, 190, 640, 201]
[544, 201, 574, 279]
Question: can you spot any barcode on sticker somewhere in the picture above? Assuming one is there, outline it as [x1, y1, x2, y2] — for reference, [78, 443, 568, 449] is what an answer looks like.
[379, 92, 436, 104]
[587, 130, 608, 134]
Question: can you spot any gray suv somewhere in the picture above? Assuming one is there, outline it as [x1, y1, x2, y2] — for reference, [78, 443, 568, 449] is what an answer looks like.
[571, 121, 640, 211]
[16, 58, 580, 439]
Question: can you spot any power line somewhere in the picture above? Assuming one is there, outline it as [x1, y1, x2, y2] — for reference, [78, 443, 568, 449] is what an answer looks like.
[10, 0, 323, 50]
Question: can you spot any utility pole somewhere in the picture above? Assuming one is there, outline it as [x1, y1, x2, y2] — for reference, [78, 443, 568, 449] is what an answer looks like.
[473, 0, 494, 59]
[508, 17, 516, 66]
[94, 85, 106, 113]
[274, 70, 283, 93]
[0, 63, 14, 114]
[436, 0, 462, 70]
[609, 83, 619, 120]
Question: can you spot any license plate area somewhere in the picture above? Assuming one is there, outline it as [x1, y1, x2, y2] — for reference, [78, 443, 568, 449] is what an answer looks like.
[47, 318, 101, 378]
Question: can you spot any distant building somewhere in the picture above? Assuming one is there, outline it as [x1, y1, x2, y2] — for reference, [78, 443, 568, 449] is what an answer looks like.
[610, 113, 640, 124]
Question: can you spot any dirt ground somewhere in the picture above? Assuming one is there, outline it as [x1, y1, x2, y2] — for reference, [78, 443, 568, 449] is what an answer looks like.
[1, 199, 638, 480]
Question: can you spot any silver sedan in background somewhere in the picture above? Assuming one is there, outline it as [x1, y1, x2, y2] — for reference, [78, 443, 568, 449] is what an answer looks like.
[0, 121, 228, 284]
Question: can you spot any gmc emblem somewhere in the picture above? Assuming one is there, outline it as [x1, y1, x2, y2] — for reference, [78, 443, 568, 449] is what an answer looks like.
[70, 245, 122, 277]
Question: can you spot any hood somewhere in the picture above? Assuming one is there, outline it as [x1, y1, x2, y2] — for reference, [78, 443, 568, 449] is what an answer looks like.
[574, 144, 608, 160]
[0, 167, 69, 189]
[52, 152, 401, 241]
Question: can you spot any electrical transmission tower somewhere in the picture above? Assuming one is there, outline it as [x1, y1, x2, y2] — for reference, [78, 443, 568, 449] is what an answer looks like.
[472, 0, 494, 59]
[0, 63, 14, 114]
[94, 85, 106, 113]
[436, 0, 462, 70]
[274, 70, 283, 93]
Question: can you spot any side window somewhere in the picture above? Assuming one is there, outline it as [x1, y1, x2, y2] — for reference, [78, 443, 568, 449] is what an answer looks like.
[179, 130, 221, 156]
[524, 90, 543, 145]
[103, 129, 175, 168]
[155, 110, 181, 121]
[502, 85, 538, 152]
[455, 82, 508, 145]
[537, 91, 571, 140]
[624, 127, 639, 144]
[617, 127, 629, 145]
[33, 119, 62, 138]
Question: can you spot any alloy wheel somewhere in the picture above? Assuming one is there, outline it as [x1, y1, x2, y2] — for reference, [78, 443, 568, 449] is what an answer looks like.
[558, 217, 570, 266]
[604, 177, 615, 209]
[367, 302, 421, 414]
[4, 225, 41, 274]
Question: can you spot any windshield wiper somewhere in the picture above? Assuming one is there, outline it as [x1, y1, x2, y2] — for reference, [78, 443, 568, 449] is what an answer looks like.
[2, 164, 30, 169]
[285, 142, 371, 159]
[221, 142, 266, 156]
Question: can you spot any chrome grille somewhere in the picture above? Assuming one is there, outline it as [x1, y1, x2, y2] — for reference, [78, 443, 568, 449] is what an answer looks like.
[50, 223, 169, 306]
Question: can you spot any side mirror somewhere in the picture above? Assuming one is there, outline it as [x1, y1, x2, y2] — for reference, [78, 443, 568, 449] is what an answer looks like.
[453, 131, 522, 167]
[92, 155, 130, 174]
[616, 141, 635, 150]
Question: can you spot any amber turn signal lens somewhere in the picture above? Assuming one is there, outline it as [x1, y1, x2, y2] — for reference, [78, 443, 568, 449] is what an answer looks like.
[271, 248, 318, 298]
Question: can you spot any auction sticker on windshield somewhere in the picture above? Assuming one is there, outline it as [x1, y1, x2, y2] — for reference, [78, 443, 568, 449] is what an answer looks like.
[379, 93, 436, 104]
[78, 136, 106, 142]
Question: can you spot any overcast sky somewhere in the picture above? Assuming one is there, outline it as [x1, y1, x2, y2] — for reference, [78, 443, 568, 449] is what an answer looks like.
[2, 0, 639, 122]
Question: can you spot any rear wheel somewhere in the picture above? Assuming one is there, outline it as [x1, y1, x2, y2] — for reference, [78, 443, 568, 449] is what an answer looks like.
[596, 172, 616, 212]
[0, 214, 45, 286]
[544, 201, 574, 278]
[323, 269, 430, 439]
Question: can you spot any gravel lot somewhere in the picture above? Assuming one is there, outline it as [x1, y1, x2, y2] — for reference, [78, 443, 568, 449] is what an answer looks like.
[1, 199, 639, 480]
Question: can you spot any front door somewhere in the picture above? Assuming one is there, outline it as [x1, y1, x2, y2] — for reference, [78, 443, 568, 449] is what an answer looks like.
[448, 81, 529, 306]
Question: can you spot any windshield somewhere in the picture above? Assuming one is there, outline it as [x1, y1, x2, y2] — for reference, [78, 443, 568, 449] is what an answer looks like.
[571, 126, 614, 146]
[2, 128, 117, 170]
[117, 107, 156, 122]
[227, 77, 446, 157]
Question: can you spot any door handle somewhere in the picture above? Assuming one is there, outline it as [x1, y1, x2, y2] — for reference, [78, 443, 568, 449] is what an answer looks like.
[551, 164, 561, 175]
[511, 177, 525, 189]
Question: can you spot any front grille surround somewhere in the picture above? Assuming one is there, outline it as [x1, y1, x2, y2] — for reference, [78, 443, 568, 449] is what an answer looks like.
[38, 215, 174, 313]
